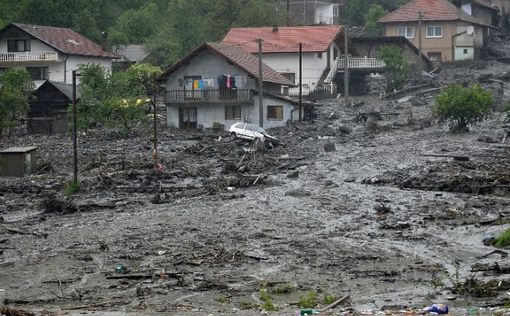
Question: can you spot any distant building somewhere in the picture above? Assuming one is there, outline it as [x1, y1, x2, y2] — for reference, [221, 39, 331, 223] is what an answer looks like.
[159, 42, 300, 130]
[0, 23, 117, 86]
[379, 0, 491, 62]
[283, 0, 341, 25]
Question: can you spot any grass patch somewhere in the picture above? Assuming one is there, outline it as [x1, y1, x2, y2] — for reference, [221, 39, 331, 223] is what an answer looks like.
[217, 294, 228, 305]
[272, 283, 296, 295]
[63, 180, 80, 196]
[493, 228, 510, 248]
[240, 301, 256, 310]
[259, 289, 278, 311]
[299, 290, 318, 308]
[323, 294, 336, 305]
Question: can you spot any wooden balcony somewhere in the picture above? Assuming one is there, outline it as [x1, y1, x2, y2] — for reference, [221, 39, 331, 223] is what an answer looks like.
[163, 89, 254, 104]
[0, 51, 59, 63]
[337, 57, 385, 70]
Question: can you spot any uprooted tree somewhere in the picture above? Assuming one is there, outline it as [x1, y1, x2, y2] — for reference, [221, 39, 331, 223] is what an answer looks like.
[377, 45, 410, 92]
[433, 84, 493, 132]
[0, 68, 32, 136]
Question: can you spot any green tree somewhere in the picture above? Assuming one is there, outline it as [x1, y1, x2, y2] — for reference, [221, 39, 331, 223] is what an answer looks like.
[433, 84, 493, 132]
[0, 68, 32, 136]
[364, 4, 387, 36]
[377, 45, 410, 91]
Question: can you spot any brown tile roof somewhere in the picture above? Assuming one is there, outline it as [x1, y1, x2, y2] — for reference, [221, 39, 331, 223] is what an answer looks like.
[378, 0, 490, 26]
[4, 23, 117, 58]
[159, 42, 295, 86]
[222, 26, 345, 53]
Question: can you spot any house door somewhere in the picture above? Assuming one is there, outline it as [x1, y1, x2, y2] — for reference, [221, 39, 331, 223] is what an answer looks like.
[179, 107, 197, 128]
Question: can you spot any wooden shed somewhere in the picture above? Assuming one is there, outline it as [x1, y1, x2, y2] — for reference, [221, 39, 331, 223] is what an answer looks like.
[0, 147, 38, 177]
[28, 81, 79, 134]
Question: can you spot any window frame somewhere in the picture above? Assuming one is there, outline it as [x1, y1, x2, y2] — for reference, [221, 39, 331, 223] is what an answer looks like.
[225, 105, 241, 120]
[267, 105, 284, 121]
[7, 39, 31, 52]
[398, 26, 415, 39]
[426, 26, 443, 38]
[26, 66, 49, 80]
[280, 72, 296, 84]
[333, 5, 339, 17]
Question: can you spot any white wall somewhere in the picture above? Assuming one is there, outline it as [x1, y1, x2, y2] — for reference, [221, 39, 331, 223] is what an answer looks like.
[65, 55, 112, 84]
[316, 3, 335, 24]
[455, 47, 474, 60]
[0, 37, 57, 55]
[262, 50, 329, 95]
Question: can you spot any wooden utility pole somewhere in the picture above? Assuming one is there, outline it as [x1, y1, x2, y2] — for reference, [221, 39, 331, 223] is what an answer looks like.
[152, 78, 158, 169]
[72, 70, 78, 184]
[286, 0, 290, 26]
[257, 38, 264, 128]
[299, 42, 303, 121]
[343, 28, 349, 106]
[417, 11, 423, 80]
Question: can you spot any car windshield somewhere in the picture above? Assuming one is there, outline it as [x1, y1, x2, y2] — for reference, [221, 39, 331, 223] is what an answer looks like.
[249, 125, 266, 133]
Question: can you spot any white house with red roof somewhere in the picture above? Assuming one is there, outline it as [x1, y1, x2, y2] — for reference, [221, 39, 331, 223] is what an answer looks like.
[221, 25, 354, 95]
[159, 42, 306, 130]
[0, 23, 117, 86]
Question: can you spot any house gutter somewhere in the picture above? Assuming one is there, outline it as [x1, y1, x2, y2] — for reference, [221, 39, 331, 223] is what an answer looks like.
[63, 54, 69, 83]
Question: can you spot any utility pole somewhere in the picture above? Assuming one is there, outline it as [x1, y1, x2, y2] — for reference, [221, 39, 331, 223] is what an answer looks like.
[257, 38, 264, 128]
[286, 0, 290, 26]
[299, 42, 303, 121]
[72, 70, 78, 184]
[152, 78, 158, 169]
[417, 11, 423, 81]
[344, 28, 349, 107]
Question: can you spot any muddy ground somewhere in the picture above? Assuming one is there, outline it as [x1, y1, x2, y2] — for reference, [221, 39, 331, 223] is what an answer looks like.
[1, 64, 510, 316]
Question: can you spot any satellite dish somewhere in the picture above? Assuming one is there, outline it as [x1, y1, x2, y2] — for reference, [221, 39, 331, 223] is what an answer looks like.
[466, 26, 475, 35]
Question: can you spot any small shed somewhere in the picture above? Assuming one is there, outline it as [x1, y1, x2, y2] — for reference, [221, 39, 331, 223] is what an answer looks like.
[0, 147, 38, 177]
[28, 81, 79, 134]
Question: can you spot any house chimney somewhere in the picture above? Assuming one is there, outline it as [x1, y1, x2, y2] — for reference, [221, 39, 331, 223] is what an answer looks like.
[100, 31, 108, 50]
[273, 25, 279, 32]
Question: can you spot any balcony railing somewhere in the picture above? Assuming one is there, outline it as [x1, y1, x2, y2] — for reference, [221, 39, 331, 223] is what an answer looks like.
[0, 51, 59, 63]
[337, 57, 385, 69]
[163, 89, 254, 103]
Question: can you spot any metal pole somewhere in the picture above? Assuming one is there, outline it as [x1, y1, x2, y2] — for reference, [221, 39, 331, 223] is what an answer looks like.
[344, 28, 349, 106]
[153, 78, 158, 169]
[257, 38, 264, 128]
[418, 11, 423, 80]
[299, 42, 303, 121]
[72, 70, 78, 184]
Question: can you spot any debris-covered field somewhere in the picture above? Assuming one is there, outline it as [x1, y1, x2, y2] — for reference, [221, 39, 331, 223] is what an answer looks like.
[1, 62, 510, 316]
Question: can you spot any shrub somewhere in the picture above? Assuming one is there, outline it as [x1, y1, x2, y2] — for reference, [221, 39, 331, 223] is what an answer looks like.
[323, 294, 336, 305]
[377, 45, 410, 91]
[493, 228, 510, 248]
[0, 68, 32, 136]
[259, 289, 278, 311]
[63, 180, 80, 196]
[299, 290, 318, 308]
[433, 84, 492, 132]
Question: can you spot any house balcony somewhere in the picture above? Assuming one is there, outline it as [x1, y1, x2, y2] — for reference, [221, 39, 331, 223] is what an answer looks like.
[0, 51, 59, 63]
[163, 89, 254, 104]
[337, 57, 386, 70]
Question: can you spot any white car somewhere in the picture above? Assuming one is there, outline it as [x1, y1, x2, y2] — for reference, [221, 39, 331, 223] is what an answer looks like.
[228, 122, 279, 145]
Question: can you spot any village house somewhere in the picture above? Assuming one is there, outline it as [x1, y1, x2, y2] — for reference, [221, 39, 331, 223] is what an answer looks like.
[221, 25, 355, 95]
[0, 23, 117, 86]
[159, 42, 301, 130]
[283, 0, 341, 25]
[451, 0, 500, 28]
[379, 0, 491, 62]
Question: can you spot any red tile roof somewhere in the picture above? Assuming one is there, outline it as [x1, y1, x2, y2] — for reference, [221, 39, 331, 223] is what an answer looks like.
[378, 0, 489, 26]
[159, 42, 295, 86]
[3, 23, 117, 58]
[221, 26, 344, 53]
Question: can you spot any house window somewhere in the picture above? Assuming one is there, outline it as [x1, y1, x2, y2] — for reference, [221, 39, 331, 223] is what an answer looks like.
[7, 39, 31, 52]
[318, 52, 323, 59]
[267, 105, 283, 120]
[26, 67, 49, 80]
[282, 86, 290, 96]
[333, 6, 339, 17]
[398, 27, 415, 38]
[463, 48, 469, 54]
[426, 26, 443, 38]
[427, 52, 442, 61]
[280, 72, 296, 84]
[225, 106, 241, 120]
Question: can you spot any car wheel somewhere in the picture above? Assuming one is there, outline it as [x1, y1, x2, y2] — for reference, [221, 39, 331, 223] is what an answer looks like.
[230, 132, 237, 141]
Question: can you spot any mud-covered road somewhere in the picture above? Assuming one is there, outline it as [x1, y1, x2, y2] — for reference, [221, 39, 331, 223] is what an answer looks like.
[1, 77, 510, 315]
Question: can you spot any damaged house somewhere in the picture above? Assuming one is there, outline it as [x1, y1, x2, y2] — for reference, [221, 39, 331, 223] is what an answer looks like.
[159, 42, 302, 130]
[379, 0, 491, 62]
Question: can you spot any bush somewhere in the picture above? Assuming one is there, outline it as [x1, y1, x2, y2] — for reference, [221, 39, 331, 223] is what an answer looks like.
[433, 84, 492, 132]
[377, 45, 410, 91]
[259, 289, 278, 311]
[493, 228, 510, 248]
[63, 180, 80, 196]
[299, 290, 318, 308]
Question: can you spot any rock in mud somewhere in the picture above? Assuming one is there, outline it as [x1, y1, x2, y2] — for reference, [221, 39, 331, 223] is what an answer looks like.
[338, 125, 352, 134]
[324, 142, 336, 152]
[285, 188, 311, 197]
[287, 170, 299, 178]
[41, 194, 78, 214]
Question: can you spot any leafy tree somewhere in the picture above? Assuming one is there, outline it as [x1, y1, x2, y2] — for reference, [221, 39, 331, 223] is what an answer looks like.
[0, 68, 32, 136]
[377, 45, 410, 91]
[364, 4, 387, 36]
[346, 0, 370, 26]
[124, 63, 162, 97]
[433, 84, 493, 132]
